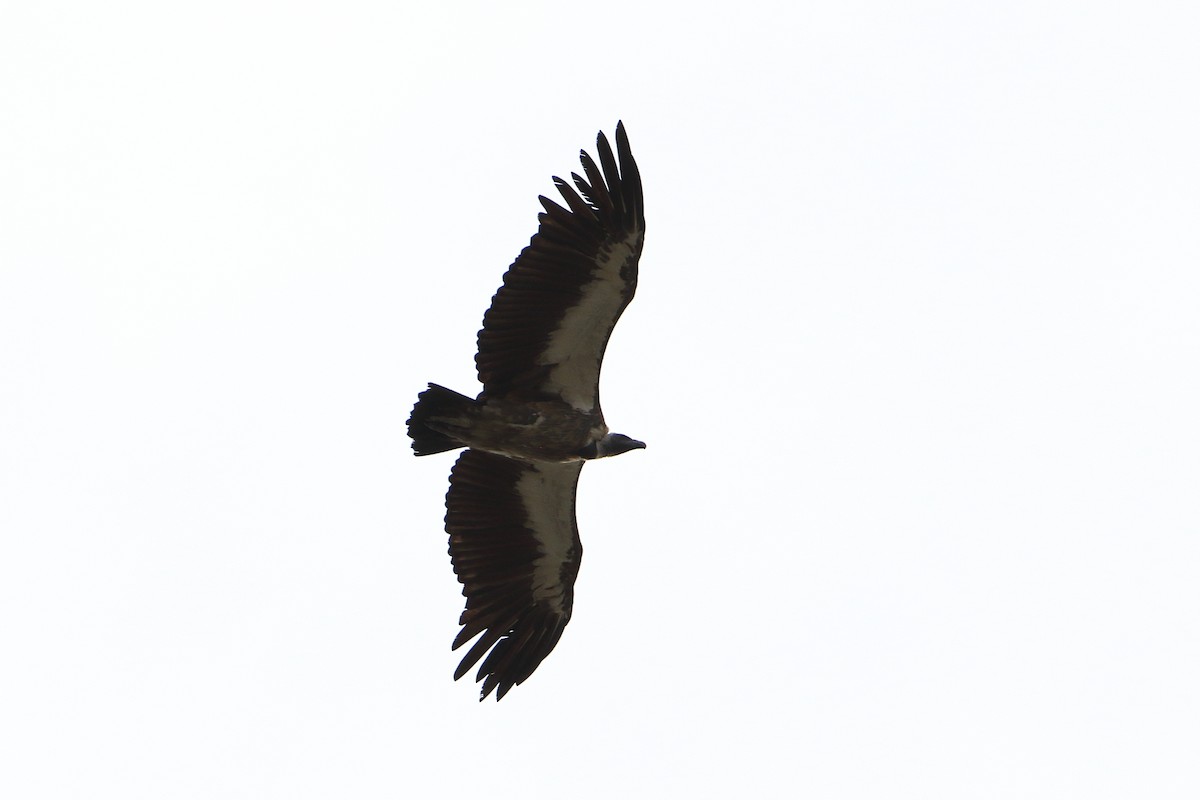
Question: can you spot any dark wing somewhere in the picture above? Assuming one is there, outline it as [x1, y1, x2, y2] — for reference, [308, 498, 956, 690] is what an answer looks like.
[476, 122, 645, 411]
[445, 449, 584, 701]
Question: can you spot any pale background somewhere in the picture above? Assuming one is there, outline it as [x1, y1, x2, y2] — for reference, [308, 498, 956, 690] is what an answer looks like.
[2, 2, 1198, 798]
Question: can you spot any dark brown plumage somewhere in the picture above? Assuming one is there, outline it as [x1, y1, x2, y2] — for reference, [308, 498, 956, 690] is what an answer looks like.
[476, 122, 643, 408]
[446, 451, 583, 700]
[408, 123, 645, 700]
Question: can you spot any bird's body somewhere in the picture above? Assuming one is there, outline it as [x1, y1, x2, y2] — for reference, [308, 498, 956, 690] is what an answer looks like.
[407, 123, 645, 700]
[410, 384, 607, 463]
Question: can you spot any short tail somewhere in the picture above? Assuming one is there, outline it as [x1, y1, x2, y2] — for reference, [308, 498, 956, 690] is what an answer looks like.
[407, 383, 475, 456]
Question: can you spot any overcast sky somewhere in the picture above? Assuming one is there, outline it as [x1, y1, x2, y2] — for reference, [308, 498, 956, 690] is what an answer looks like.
[3, 2, 1199, 798]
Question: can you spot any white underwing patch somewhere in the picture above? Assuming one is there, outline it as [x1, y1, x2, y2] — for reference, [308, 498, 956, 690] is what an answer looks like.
[538, 238, 637, 410]
[516, 462, 581, 611]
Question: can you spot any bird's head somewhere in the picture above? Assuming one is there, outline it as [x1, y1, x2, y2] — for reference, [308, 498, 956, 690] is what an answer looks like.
[580, 432, 646, 460]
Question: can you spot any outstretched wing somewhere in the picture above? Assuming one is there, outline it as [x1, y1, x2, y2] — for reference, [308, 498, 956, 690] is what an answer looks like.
[445, 449, 585, 700]
[476, 122, 645, 411]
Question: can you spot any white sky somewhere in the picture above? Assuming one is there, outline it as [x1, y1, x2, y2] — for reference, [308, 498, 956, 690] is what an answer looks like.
[3, 2, 1199, 797]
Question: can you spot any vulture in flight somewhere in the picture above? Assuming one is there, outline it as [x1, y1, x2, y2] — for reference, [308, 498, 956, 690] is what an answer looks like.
[407, 123, 646, 700]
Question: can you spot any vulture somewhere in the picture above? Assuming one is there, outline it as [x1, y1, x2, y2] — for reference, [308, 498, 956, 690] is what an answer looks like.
[407, 122, 646, 700]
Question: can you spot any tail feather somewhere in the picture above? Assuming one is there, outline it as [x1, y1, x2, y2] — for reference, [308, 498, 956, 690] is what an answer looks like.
[408, 383, 474, 456]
